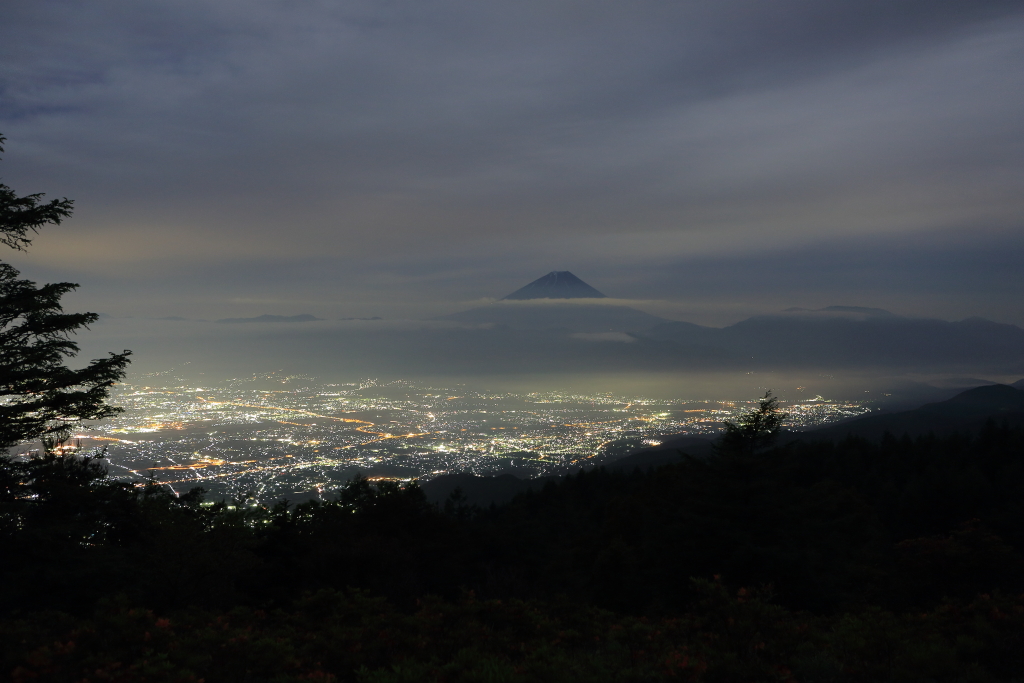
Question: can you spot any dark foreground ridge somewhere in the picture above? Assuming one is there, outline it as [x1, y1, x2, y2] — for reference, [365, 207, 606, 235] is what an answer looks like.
[802, 383, 1024, 441]
[502, 270, 607, 299]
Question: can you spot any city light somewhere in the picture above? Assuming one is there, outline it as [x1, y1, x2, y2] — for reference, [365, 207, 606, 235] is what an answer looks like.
[71, 374, 871, 505]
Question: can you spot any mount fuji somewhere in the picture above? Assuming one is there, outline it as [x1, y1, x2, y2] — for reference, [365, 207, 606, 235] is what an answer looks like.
[502, 271, 608, 300]
[435, 271, 667, 333]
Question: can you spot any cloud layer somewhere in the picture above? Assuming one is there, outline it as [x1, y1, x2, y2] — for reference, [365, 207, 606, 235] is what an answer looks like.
[2, 0, 1022, 325]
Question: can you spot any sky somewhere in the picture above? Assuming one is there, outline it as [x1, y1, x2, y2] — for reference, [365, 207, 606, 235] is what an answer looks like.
[2, 0, 1023, 327]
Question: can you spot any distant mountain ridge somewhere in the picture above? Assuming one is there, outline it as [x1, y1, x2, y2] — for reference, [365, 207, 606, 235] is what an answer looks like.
[427, 298, 1024, 371]
[436, 303, 667, 333]
[781, 305, 896, 318]
[161, 293, 1024, 377]
[641, 308, 1024, 371]
[216, 314, 323, 324]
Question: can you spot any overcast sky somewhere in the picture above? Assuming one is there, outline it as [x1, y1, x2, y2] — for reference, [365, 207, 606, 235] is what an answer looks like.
[2, 0, 1023, 326]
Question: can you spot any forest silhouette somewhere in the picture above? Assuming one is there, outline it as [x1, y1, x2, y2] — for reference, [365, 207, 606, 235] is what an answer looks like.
[4, 407, 1024, 680]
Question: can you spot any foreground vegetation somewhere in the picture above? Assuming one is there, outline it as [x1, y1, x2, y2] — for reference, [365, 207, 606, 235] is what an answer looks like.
[4, 420, 1024, 682]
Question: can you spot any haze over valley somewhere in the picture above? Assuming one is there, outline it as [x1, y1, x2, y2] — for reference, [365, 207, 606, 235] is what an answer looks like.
[62, 270, 1024, 503]
[79, 270, 1024, 396]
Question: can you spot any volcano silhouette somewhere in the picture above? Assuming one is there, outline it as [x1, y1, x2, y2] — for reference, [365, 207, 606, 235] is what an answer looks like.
[502, 271, 607, 300]
[435, 270, 665, 331]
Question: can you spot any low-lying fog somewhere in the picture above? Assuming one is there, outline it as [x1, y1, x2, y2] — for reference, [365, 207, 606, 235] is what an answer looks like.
[78, 317, 1021, 406]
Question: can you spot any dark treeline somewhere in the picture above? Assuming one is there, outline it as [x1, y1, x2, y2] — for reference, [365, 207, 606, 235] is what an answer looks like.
[4, 421, 1024, 681]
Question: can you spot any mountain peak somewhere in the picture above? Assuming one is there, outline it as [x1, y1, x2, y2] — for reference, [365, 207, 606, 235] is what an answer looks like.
[502, 271, 607, 300]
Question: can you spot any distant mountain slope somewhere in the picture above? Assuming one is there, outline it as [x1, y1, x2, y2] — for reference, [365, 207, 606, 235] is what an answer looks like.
[641, 320, 720, 343]
[801, 384, 1024, 441]
[642, 307, 1024, 371]
[216, 314, 323, 324]
[436, 302, 668, 333]
[783, 305, 895, 318]
[502, 271, 607, 300]
[132, 303, 1023, 377]
[928, 377, 1000, 389]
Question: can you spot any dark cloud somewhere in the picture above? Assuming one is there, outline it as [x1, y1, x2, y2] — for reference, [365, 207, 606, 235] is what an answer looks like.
[2, 0, 1022, 330]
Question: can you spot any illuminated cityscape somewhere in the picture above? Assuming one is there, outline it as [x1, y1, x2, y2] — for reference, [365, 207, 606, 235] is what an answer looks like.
[65, 372, 871, 504]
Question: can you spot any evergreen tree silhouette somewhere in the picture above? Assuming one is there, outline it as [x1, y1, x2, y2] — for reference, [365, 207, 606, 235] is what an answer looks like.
[0, 133, 131, 450]
[717, 390, 787, 457]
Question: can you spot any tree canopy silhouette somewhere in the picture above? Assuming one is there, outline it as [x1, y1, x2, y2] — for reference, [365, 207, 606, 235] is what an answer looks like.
[0, 133, 131, 450]
[717, 390, 787, 456]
